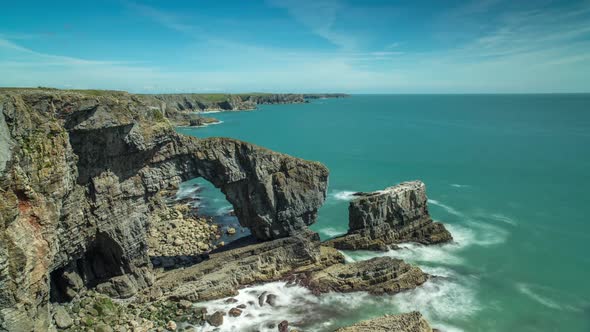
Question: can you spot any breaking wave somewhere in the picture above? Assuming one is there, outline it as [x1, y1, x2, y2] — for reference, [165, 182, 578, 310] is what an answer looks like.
[193, 276, 476, 332]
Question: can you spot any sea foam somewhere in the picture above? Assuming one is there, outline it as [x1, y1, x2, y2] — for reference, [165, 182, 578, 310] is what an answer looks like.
[318, 227, 347, 238]
[192, 277, 476, 332]
[330, 190, 357, 201]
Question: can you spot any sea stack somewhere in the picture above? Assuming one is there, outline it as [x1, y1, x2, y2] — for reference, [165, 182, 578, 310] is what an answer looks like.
[325, 181, 453, 251]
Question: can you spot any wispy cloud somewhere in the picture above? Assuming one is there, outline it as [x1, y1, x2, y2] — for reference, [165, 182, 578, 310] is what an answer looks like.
[1, 1, 589, 93]
[126, 1, 196, 33]
[266, 0, 358, 49]
[0, 38, 125, 66]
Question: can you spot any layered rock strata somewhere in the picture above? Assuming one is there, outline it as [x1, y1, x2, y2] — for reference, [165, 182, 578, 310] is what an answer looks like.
[149, 230, 342, 302]
[0, 89, 328, 331]
[302, 257, 427, 295]
[325, 181, 453, 251]
[335, 311, 433, 332]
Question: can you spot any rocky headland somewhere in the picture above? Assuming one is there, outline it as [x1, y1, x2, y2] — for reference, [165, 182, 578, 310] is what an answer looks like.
[137, 92, 349, 127]
[0, 88, 450, 332]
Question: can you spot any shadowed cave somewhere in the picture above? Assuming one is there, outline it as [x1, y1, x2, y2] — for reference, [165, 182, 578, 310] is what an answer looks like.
[50, 233, 130, 303]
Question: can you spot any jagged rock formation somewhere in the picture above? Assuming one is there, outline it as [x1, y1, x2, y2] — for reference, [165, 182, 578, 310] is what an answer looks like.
[325, 181, 452, 251]
[335, 311, 433, 332]
[0, 89, 328, 331]
[302, 257, 427, 295]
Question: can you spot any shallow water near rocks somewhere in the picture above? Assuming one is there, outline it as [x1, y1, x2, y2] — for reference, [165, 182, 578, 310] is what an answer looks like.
[177, 95, 590, 331]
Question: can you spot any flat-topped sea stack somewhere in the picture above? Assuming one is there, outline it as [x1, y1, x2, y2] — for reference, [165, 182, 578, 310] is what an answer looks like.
[325, 181, 453, 251]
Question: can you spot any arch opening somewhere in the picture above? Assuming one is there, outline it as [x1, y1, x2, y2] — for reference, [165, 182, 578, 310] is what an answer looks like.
[148, 177, 251, 270]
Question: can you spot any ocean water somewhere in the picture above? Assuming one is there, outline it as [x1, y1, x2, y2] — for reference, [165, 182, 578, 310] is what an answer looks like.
[176, 95, 590, 332]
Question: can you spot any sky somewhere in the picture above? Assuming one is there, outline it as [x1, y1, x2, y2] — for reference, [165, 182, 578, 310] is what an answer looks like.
[1, 0, 589, 93]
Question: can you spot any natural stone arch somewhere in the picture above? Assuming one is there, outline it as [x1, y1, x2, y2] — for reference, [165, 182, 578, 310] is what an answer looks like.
[147, 136, 329, 241]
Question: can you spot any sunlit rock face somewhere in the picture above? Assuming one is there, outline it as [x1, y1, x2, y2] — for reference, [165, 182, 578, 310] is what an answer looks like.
[325, 181, 453, 251]
[0, 89, 328, 330]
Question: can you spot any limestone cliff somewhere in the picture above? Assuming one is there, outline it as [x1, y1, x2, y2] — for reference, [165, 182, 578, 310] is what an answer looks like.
[0, 89, 328, 331]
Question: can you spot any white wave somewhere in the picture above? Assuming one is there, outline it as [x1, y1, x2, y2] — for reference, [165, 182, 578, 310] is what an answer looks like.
[450, 184, 470, 188]
[200, 110, 222, 114]
[193, 279, 476, 332]
[195, 282, 320, 332]
[447, 223, 507, 247]
[174, 183, 201, 201]
[342, 222, 507, 268]
[516, 283, 563, 310]
[196, 120, 224, 127]
[330, 190, 357, 201]
[319, 227, 347, 238]
[428, 199, 464, 217]
[215, 205, 234, 216]
[393, 277, 480, 321]
[343, 241, 463, 266]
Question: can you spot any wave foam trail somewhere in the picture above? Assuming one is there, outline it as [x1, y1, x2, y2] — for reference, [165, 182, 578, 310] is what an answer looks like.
[450, 184, 470, 188]
[489, 213, 517, 226]
[428, 199, 464, 217]
[516, 283, 563, 310]
[343, 242, 463, 266]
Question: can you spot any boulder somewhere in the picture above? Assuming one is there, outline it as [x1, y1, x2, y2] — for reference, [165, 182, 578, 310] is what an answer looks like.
[53, 306, 74, 329]
[228, 308, 242, 317]
[207, 311, 224, 327]
[278, 320, 289, 332]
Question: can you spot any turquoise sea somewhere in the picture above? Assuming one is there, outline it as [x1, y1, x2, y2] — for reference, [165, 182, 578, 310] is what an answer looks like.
[176, 95, 590, 332]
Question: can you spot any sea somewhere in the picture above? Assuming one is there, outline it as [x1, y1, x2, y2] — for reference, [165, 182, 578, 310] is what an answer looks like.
[175, 94, 590, 332]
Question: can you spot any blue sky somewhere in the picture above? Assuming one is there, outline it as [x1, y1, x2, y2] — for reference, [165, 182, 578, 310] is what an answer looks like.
[1, 0, 589, 93]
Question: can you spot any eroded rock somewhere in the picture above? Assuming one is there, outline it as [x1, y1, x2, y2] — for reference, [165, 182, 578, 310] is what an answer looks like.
[325, 181, 452, 250]
[303, 257, 427, 295]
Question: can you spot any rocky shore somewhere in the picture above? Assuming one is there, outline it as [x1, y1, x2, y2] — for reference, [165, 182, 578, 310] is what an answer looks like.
[1, 88, 450, 332]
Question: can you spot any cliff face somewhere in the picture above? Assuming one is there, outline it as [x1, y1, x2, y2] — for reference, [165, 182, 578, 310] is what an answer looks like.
[0, 89, 328, 331]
